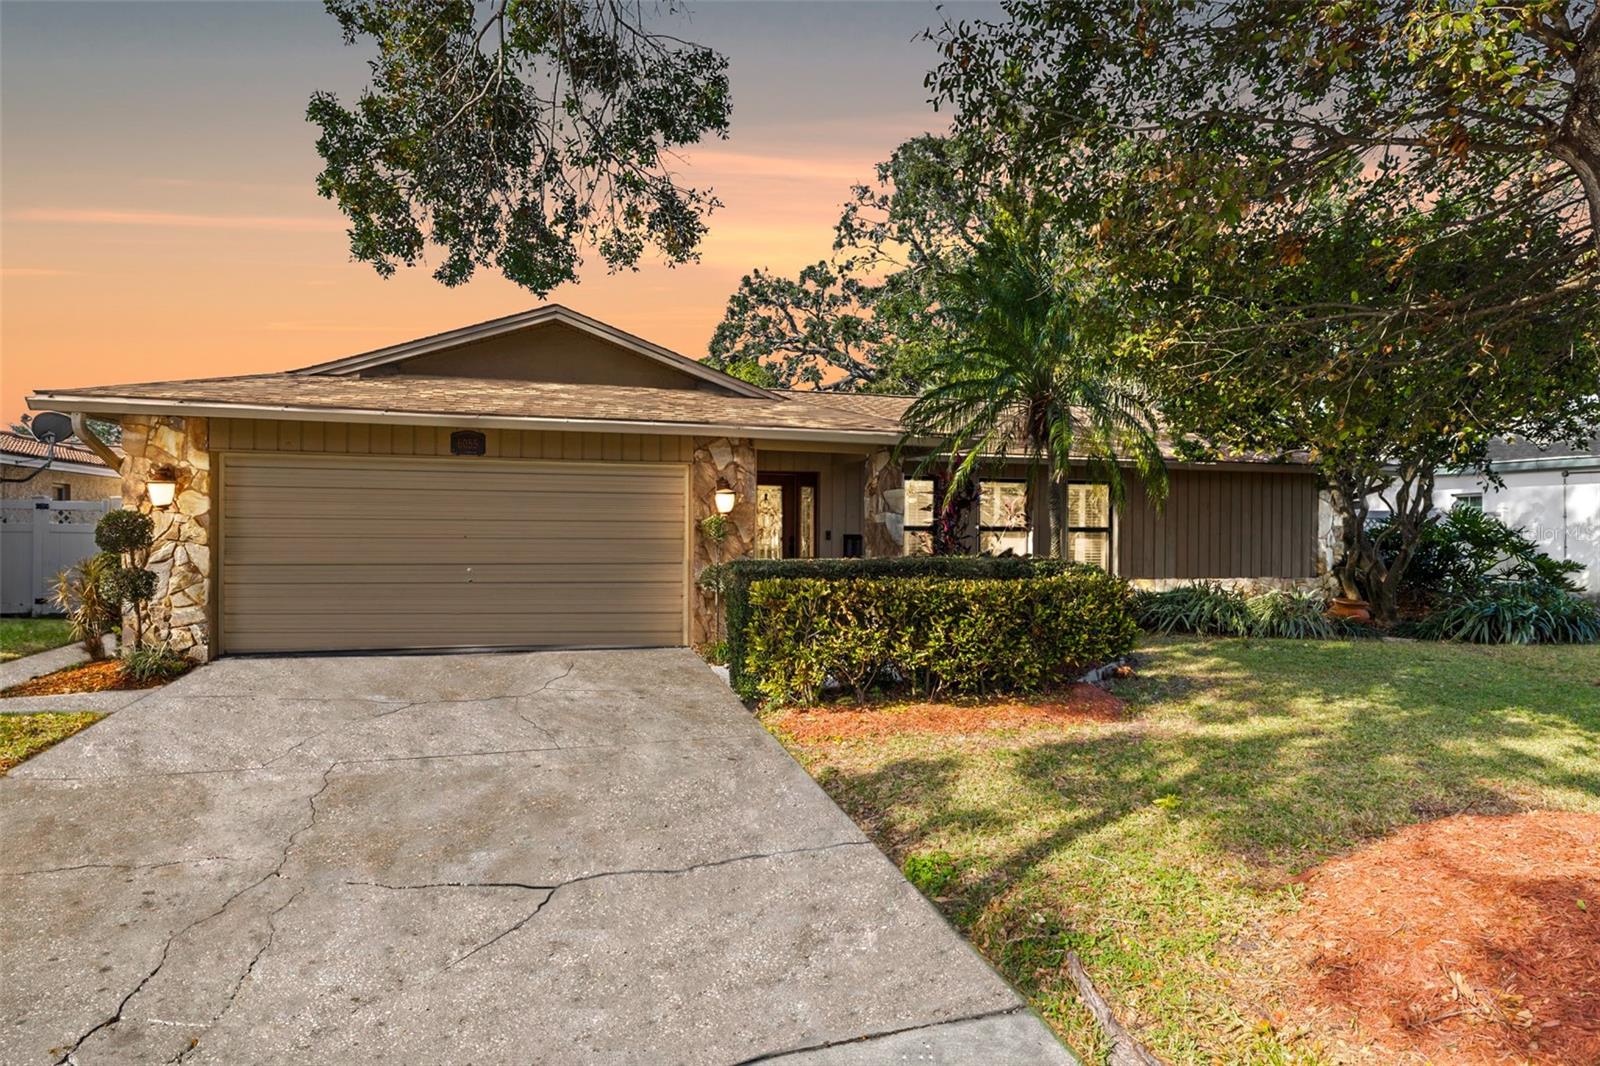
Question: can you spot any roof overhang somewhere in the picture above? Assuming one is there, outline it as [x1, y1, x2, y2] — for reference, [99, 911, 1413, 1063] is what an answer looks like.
[28, 391, 906, 447]
[291, 304, 776, 401]
[0, 456, 119, 478]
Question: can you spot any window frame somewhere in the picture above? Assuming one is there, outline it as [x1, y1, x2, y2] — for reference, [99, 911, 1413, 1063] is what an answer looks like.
[977, 478, 1030, 555]
[1065, 482, 1114, 570]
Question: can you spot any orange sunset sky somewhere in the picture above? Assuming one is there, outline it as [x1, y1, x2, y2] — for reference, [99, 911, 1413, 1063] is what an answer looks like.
[1, 1, 980, 424]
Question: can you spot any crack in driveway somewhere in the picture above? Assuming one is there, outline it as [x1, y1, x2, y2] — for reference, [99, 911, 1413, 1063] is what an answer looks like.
[336, 839, 872, 972]
[729, 1006, 1029, 1064]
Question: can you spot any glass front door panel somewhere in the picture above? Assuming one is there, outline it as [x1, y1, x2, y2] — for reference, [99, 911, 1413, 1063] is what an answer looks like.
[798, 485, 816, 558]
[756, 483, 784, 559]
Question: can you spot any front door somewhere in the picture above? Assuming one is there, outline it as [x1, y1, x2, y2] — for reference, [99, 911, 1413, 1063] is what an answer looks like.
[755, 473, 818, 559]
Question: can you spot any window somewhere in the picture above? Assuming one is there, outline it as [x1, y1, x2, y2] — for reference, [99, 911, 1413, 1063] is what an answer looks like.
[1066, 483, 1112, 569]
[903, 478, 936, 555]
[52, 484, 71, 501]
[1454, 493, 1483, 512]
[979, 480, 1029, 555]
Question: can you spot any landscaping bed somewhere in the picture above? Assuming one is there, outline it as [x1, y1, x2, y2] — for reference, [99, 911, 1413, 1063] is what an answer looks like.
[0, 712, 105, 773]
[768, 684, 1126, 743]
[765, 636, 1600, 1063]
[1, 657, 187, 698]
[1282, 811, 1598, 1065]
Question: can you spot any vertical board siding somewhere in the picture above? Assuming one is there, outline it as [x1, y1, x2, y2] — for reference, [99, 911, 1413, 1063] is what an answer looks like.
[211, 419, 694, 464]
[1117, 468, 1317, 579]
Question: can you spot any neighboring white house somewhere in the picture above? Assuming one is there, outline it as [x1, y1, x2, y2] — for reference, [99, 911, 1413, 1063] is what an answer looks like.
[1424, 435, 1600, 596]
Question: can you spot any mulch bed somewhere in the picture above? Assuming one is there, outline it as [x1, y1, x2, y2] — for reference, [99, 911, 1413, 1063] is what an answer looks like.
[1279, 812, 1600, 1065]
[1, 659, 178, 698]
[773, 683, 1127, 742]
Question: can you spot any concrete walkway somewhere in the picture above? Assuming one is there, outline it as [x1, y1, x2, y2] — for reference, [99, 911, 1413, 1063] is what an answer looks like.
[0, 649, 1075, 1065]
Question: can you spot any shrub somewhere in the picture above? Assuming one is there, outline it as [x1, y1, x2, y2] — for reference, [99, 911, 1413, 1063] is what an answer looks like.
[1377, 504, 1583, 606]
[718, 556, 1097, 694]
[51, 552, 121, 660]
[120, 643, 191, 683]
[95, 509, 158, 650]
[1245, 589, 1340, 639]
[1412, 580, 1600, 645]
[1132, 582, 1251, 636]
[742, 569, 1137, 705]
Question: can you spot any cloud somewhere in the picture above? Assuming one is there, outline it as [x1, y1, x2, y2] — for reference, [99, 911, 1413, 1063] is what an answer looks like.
[10, 208, 344, 233]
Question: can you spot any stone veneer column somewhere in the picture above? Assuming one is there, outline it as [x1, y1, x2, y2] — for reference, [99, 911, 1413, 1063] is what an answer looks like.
[863, 448, 905, 558]
[119, 415, 212, 661]
[690, 436, 756, 645]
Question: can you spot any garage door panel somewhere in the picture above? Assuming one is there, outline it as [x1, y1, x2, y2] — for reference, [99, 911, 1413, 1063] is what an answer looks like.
[221, 454, 688, 653]
[225, 489, 684, 522]
[225, 536, 686, 566]
[224, 582, 684, 613]
[223, 563, 682, 585]
[226, 464, 682, 496]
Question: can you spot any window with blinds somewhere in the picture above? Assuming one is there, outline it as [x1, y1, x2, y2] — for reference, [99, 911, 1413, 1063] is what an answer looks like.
[1067, 483, 1112, 570]
[979, 480, 1029, 555]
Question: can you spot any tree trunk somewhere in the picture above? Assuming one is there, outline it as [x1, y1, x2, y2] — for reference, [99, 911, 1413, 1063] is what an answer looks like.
[1030, 462, 1056, 557]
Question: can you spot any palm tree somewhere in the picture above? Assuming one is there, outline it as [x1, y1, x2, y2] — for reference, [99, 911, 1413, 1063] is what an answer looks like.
[900, 205, 1167, 558]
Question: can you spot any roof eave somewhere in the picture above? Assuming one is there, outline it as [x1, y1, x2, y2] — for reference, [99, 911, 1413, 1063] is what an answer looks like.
[27, 392, 906, 447]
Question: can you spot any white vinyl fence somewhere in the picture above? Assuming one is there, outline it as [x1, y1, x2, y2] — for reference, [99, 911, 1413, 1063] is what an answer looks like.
[1, 499, 116, 616]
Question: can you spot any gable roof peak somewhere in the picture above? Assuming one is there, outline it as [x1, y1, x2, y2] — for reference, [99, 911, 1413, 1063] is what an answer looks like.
[291, 303, 775, 399]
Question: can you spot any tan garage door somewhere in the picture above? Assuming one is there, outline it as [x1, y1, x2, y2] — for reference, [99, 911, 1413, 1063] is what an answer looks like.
[220, 453, 688, 653]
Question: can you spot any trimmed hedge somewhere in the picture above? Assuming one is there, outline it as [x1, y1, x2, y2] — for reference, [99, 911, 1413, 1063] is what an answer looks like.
[710, 556, 1097, 695]
[741, 570, 1138, 705]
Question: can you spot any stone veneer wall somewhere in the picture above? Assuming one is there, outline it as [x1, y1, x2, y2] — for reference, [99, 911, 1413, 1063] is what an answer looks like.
[863, 448, 905, 558]
[690, 436, 756, 645]
[119, 416, 212, 661]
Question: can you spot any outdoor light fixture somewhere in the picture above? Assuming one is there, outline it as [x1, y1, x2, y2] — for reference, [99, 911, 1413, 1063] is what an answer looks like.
[146, 465, 178, 508]
[713, 479, 738, 514]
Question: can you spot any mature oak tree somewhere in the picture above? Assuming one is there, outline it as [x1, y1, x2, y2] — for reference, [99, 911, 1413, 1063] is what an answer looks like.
[308, 0, 730, 292]
[707, 136, 988, 393]
[927, 0, 1600, 613]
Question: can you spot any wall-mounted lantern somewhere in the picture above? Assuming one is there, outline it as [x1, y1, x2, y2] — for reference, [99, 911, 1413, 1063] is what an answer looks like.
[713, 478, 738, 515]
[146, 464, 178, 508]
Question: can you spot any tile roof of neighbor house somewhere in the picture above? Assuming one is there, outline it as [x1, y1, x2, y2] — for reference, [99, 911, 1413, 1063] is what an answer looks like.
[0, 428, 117, 470]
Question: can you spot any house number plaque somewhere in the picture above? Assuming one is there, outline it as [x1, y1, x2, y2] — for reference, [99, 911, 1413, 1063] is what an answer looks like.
[451, 430, 487, 456]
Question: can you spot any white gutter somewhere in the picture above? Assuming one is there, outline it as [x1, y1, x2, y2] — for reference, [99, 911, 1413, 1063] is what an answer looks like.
[30, 392, 906, 447]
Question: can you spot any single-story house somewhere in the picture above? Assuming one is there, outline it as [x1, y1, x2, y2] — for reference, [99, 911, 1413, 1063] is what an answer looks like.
[31, 305, 1323, 659]
[0, 428, 121, 501]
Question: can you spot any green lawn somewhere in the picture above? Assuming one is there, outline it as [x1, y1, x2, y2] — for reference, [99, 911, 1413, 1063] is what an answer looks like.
[0, 618, 75, 663]
[0, 712, 104, 773]
[764, 637, 1600, 1064]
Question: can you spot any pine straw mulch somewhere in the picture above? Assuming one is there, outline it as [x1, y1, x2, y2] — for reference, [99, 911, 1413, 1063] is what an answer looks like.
[1277, 811, 1600, 1065]
[771, 683, 1127, 742]
[0, 659, 180, 698]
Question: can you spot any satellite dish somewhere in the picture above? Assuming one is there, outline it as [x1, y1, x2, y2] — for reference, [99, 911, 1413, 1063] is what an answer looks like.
[30, 411, 74, 444]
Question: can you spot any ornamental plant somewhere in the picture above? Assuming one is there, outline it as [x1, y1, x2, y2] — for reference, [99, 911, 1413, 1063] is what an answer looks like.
[94, 509, 157, 651]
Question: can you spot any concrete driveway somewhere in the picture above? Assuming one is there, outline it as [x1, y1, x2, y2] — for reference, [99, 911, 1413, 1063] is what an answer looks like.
[1, 649, 1073, 1065]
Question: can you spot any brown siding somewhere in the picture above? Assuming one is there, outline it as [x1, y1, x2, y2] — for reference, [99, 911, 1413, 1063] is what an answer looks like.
[1117, 468, 1318, 579]
[210, 419, 694, 463]
[370, 321, 711, 390]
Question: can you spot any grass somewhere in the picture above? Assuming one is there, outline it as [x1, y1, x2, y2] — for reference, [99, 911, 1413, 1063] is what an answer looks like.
[763, 637, 1600, 1064]
[0, 617, 75, 663]
[0, 712, 104, 773]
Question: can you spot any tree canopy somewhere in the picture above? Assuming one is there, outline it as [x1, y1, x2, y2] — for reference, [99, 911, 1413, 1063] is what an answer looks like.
[308, 0, 730, 292]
